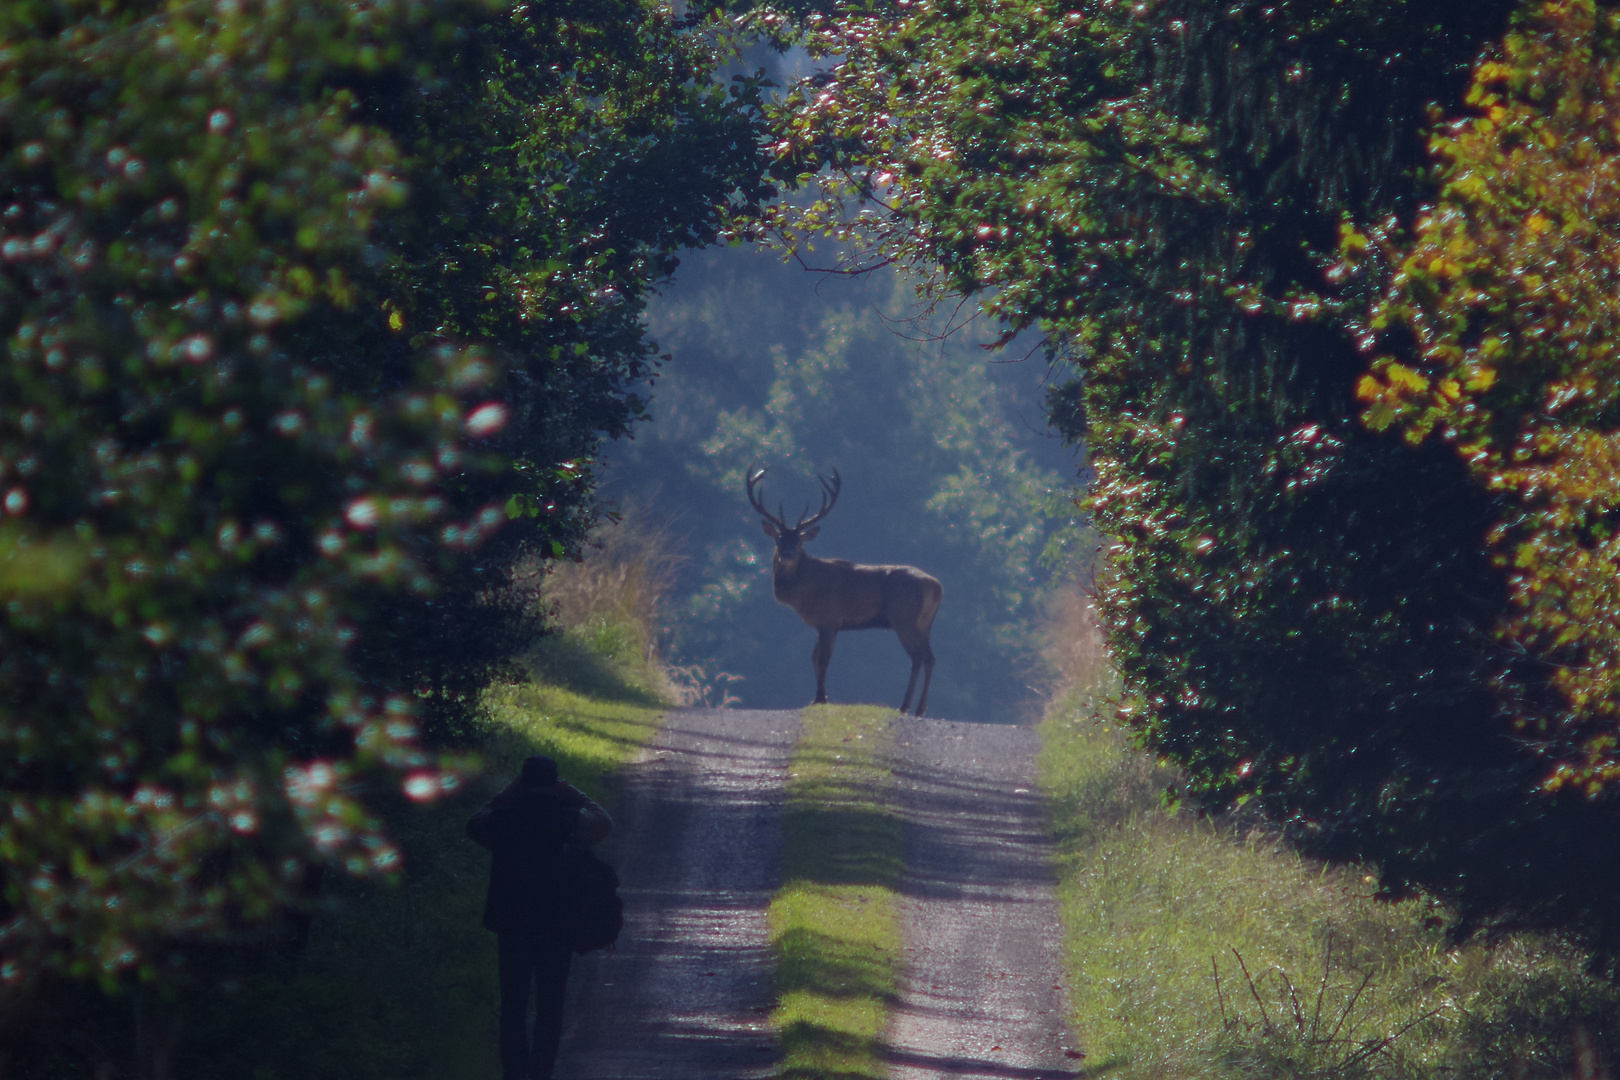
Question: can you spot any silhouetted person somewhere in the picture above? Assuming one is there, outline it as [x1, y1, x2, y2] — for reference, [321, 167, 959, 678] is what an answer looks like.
[468, 754, 612, 1080]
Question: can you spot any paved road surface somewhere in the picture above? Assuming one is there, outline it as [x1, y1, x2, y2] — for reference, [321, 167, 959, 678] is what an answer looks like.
[555, 709, 1080, 1080]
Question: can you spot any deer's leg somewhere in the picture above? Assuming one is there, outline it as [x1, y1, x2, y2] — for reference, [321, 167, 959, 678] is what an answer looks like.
[812, 628, 836, 704]
[912, 640, 935, 717]
[897, 629, 933, 715]
[900, 634, 926, 718]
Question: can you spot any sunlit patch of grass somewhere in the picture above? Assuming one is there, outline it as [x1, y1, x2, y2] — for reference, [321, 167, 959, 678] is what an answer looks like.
[1039, 702, 1616, 1080]
[527, 624, 673, 706]
[482, 680, 664, 803]
[771, 705, 902, 1080]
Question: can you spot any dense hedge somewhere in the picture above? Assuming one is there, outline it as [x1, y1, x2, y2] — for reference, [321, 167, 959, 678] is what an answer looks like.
[767, 0, 1620, 957]
[0, 0, 768, 991]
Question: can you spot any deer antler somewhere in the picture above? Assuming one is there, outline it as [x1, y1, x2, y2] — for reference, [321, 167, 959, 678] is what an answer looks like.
[797, 469, 841, 530]
[745, 463, 788, 530]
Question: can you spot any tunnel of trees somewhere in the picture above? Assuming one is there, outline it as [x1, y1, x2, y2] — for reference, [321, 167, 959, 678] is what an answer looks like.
[10, 0, 1620, 1070]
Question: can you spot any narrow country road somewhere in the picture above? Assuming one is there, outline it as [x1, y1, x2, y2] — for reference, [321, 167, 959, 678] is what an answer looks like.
[555, 708, 1081, 1080]
[557, 708, 800, 1080]
[886, 717, 1082, 1080]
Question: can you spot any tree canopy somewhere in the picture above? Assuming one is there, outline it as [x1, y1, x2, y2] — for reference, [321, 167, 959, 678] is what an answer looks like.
[765, 0, 1620, 957]
[0, 0, 768, 988]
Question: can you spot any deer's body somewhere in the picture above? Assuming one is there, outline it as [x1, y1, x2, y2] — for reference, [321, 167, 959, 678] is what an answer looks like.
[773, 556, 941, 636]
[748, 466, 943, 716]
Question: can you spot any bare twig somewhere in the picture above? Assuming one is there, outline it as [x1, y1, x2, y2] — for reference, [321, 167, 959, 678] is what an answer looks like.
[1279, 968, 1305, 1035]
[788, 248, 896, 277]
[873, 289, 983, 344]
[1310, 933, 1333, 1040]
[1327, 969, 1375, 1046]
[1213, 955, 1231, 1031]
[1231, 948, 1275, 1033]
[1338, 1008, 1444, 1070]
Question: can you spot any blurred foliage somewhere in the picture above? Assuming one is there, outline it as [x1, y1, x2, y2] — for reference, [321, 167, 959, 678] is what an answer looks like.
[1, 683, 664, 1078]
[757, 0, 1620, 959]
[609, 250, 1074, 720]
[0, 0, 768, 1002]
[1357, 2, 1620, 800]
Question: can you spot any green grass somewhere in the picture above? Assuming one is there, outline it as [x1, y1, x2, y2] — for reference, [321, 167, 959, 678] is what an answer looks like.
[173, 679, 665, 1080]
[483, 678, 665, 802]
[1039, 701, 1620, 1080]
[526, 621, 674, 710]
[771, 705, 905, 1080]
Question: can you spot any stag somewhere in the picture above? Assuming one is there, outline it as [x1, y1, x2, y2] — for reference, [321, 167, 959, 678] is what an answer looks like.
[746, 465, 944, 716]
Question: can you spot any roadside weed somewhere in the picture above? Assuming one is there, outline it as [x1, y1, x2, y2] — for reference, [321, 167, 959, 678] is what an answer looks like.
[1040, 702, 1616, 1080]
[771, 705, 904, 1080]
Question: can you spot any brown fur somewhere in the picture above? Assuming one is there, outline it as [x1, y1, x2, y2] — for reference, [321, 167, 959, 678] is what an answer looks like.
[751, 467, 944, 715]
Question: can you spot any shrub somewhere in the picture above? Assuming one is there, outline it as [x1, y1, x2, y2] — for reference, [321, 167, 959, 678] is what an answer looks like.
[0, 0, 769, 997]
[760, 0, 1620, 957]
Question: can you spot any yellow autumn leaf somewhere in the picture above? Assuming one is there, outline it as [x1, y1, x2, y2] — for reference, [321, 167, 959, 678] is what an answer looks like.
[1363, 401, 1397, 432]
[1384, 363, 1430, 394]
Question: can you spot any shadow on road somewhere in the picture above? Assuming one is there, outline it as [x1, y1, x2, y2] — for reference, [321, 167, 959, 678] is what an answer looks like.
[887, 717, 1082, 1080]
[885, 1046, 1085, 1079]
[557, 709, 800, 1080]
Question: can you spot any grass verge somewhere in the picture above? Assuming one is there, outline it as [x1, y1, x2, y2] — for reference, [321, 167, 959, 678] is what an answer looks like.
[771, 705, 904, 1080]
[1040, 702, 1620, 1080]
[173, 682, 665, 1080]
[177, 517, 678, 1079]
[482, 679, 664, 802]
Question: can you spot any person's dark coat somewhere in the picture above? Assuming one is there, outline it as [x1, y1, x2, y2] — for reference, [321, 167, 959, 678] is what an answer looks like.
[469, 769, 611, 1080]
[466, 786, 582, 935]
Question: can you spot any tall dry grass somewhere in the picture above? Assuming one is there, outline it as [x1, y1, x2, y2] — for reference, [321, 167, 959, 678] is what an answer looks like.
[1036, 576, 1117, 709]
[542, 505, 677, 664]
[516, 501, 737, 707]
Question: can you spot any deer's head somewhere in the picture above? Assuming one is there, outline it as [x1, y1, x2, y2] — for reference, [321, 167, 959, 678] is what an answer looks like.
[746, 465, 841, 575]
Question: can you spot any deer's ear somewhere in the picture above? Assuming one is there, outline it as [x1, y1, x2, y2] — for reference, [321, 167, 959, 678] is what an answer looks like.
[802, 526, 820, 542]
[761, 519, 780, 539]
